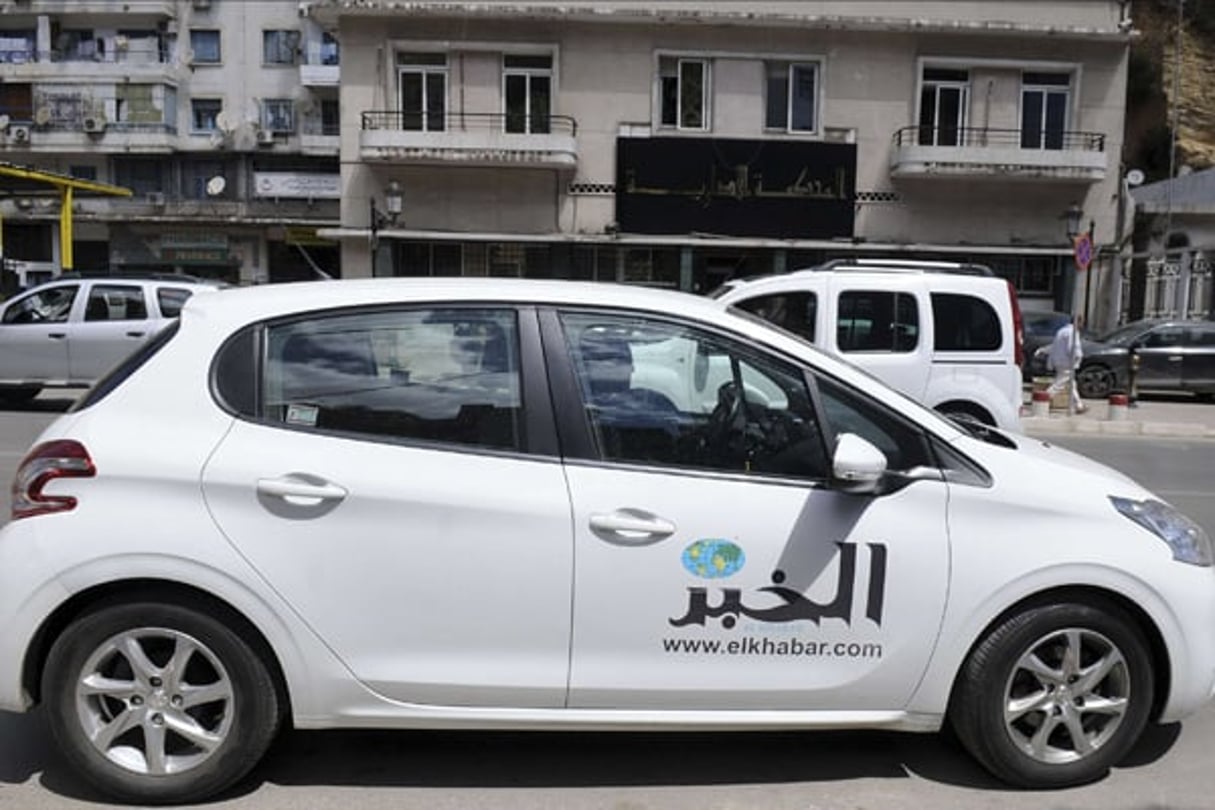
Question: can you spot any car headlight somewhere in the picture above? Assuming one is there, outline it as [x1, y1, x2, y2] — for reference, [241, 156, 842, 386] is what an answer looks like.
[1110, 496, 1214, 566]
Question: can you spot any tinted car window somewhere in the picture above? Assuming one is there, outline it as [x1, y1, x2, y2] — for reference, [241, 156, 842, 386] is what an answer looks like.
[837, 291, 918, 352]
[1192, 325, 1215, 346]
[84, 285, 148, 322]
[733, 292, 817, 343]
[157, 287, 195, 318]
[560, 312, 828, 479]
[931, 293, 1001, 351]
[815, 374, 931, 472]
[254, 308, 523, 451]
[1, 285, 77, 324]
[1144, 327, 1185, 348]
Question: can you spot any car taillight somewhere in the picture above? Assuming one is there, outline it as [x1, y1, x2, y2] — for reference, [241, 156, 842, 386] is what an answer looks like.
[11, 440, 96, 521]
[1007, 280, 1025, 368]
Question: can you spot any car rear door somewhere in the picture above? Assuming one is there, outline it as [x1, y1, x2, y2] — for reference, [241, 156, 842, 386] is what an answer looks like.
[67, 282, 156, 381]
[824, 276, 931, 401]
[1135, 325, 1186, 389]
[201, 304, 575, 708]
[546, 308, 950, 711]
[1181, 323, 1215, 393]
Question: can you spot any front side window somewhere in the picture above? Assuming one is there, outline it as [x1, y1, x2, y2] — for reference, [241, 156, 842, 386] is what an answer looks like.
[837, 291, 919, 353]
[258, 308, 522, 451]
[765, 62, 818, 133]
[931, 293, 1002, 351]
[263, 30, 300, 66]
[659, 56, 708, 131]
[398, 52, 447, 132]
[2, 285, 78, 325]
[191, 98, 222, 131]
[815, 375, 931, 472]
[504, 54, 552, 134]
[84, 285, 147, 322]
[559, 312, 827, 478]
[1021, 72, 1070, 150]
[733, 292, 817, 343]
[1144, 326, 1185, 348]
[189, 30, 220, 64]
[918, 67, 969, 146]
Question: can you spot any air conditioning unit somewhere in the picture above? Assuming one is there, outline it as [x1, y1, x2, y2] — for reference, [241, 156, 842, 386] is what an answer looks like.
[257, 129, 276, 146]
[9, 125, 31, 144]
[82, 116, 107, 134]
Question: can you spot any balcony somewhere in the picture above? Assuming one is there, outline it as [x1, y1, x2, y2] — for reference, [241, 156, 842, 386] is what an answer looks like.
[0, 46, 175, 82]
[890, 127, 1108, 183]
[6, 1, 175, 14]
[300, 115, 340, 155]
[5, 121, 177, 154]
[359, 112, 578, 170]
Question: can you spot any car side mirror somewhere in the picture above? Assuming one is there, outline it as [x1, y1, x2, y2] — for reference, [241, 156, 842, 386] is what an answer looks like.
[832, 433, 888, 495]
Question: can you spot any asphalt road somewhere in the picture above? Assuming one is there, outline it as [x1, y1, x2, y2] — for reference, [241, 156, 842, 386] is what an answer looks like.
[0, 402, 1213, 810]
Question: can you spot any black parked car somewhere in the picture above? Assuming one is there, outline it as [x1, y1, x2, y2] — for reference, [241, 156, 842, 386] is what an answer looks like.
[1021, 310, 1091, 382]
[1031, 318, 1215, 399]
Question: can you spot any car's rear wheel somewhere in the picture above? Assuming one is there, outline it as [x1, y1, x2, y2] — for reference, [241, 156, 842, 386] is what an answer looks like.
[43, 601, 280, 804]
[1076, 365, 1115, 399]
[950, 601, 1153, 788]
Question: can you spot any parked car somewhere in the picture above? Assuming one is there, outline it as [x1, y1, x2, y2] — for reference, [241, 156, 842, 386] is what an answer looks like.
[1020, 309, 1096, 382]
[0, 274, 224, 403]
[1, 278, 1213, 804]
[1030, 318, 1215, 400]
[710, 260, 1025, 430]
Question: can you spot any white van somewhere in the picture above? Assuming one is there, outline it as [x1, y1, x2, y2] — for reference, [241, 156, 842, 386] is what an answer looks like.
[711, 261, 1025, 431]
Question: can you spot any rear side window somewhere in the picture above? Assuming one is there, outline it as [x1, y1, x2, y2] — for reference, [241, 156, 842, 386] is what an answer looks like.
[837, 291, 918, 352]
[931, 293, 1002, 351]
[217, 308, 525, 452]
[733, 292, 817, 343]
[157, 287, 194, 318]
[84, 285, 148, 321]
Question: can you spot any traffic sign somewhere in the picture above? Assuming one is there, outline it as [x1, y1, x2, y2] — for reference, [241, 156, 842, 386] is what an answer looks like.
[1073, 232, 1094, 272]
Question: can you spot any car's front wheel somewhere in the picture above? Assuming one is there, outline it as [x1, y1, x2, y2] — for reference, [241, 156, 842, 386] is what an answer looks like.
[43, 601, 281, 804]
[950, 601, 1153, 788]
[1076, 365, 1115, 399]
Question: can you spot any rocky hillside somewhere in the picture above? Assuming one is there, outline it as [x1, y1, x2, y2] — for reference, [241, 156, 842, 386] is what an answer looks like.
[1128, 0, 1215, 177]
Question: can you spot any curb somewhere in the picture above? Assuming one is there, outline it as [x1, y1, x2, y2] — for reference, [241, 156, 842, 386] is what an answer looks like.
[1021, 416, 1215, 439]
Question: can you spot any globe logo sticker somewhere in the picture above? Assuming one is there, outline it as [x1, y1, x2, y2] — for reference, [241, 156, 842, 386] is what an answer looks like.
[682, 539, 745, 579]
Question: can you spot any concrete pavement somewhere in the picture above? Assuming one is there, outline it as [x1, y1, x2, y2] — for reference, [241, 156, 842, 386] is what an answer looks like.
[1021, 391, 1215, 440]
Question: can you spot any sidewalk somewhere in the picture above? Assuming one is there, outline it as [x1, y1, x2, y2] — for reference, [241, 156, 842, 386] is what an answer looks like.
[1020, 391, 1215, 439]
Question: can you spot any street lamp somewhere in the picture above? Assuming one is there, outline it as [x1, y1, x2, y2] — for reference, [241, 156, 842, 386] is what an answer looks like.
[369, 180, 403, 276]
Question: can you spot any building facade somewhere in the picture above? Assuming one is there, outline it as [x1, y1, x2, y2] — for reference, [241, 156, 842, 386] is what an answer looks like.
[0, 0, 342, 286]
[310, 0, 1133, 326]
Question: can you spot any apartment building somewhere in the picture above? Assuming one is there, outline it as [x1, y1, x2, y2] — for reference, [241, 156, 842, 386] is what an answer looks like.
[305, 0, 1132, 324]
[0, 0, 342, 286]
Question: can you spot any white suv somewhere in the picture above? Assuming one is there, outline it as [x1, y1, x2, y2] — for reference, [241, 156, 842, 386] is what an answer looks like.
[711, 260, 1025, 431]
[0, 274, 223, 403]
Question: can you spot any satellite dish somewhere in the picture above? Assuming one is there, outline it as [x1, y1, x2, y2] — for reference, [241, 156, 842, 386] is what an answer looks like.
[0, 114, 10, 131]
[33, 107, 52, 126]
[208, 130, 226, 149]
[205, 176, 227, 196]
[1126, 169, 1145, 187]
[215, 111, 236, 134]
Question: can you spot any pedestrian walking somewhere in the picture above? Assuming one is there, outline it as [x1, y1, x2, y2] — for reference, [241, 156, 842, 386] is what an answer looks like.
[1047, 313, 1087, 414]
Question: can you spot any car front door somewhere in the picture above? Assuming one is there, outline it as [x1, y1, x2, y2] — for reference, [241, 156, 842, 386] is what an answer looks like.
[0, 283, 78, 382]
[1135, 325, 1186, 389]
[68, 283, 156, 381]
[201, 305, 574, 707]
[547, 310, 950, 711]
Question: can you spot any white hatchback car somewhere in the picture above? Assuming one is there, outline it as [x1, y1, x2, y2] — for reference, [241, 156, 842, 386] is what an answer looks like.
[0, 278, 1212, 804]
[0, 274, 223, 403]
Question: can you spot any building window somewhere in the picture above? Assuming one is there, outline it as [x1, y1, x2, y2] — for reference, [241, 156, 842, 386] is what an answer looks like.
[503, 54, 552, 134]
[320, 32, 340, 65]
[918, 67, 969, 146]
[69, 165, 98, 181]
[183, 160, 229, 200]
[320, 98, 340, 135]
[113, 158, 165, 195]
[263, 30, 300, 66]
[1021, 72, 1070, 150]
[397, 52, 447, 132]
[191, 98, 222, 132]
[659, 56, 708, 131]
[262, 99, 295, 133]
[189, 30, 220, 64]
[765, 62, 818, 133]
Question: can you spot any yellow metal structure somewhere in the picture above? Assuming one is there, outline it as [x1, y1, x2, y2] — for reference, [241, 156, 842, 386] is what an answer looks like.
[0, 163, 132, 271]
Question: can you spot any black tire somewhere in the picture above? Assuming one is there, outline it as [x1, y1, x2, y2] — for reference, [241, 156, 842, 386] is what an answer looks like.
[42, 601, 281, 804]
[0, 385, 42, 406]
[1076, 365, 1114, 399]
[949, 601, 1153, 789]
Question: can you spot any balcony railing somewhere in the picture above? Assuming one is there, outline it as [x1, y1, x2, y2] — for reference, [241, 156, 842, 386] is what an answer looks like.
[359, 111, 578, 169]
[890, 126, 1108, 182]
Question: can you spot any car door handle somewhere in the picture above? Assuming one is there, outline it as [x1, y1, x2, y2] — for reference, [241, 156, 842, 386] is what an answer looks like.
[256, 476, 348, 506]
[589, 510, 676, 546]
[48, 332, 67, 340]
[126, 331, 146, 338]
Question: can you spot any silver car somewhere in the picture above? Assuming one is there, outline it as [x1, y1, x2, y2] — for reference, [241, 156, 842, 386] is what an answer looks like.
[0, 275, 223, 403]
